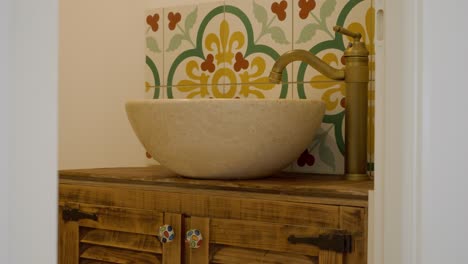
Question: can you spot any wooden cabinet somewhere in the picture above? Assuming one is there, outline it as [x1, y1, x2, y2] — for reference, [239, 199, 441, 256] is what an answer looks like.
[59, 205, 173, 263]
[59, 167, 372, 264]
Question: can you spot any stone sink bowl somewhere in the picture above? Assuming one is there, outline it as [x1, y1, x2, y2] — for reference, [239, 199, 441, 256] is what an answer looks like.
[125, 99, 325, 180]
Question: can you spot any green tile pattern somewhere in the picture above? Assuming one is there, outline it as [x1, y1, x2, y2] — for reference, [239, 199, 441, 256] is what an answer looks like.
[144, 0, 374, 175]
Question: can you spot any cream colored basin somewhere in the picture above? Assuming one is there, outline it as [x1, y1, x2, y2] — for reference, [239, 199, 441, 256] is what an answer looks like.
[126, 99, 325, 179]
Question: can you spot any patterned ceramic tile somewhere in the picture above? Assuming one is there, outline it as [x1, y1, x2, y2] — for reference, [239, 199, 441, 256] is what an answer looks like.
[292, 0, 372, 84]
[293, 48, 345, 102]
[290, 122, 345, 174]
[145, 8, 165, 99]
[288, 0, 373, 174]
[224, 0, 294, 99]
[225, 83, 293, 99]
[291, 78, 375, 175]
[292, 0, 344, 85]
[288, 82, 295, 99]
[143, 0, 375, 175]
[292, 80, 345, 173]
[171, 84, 224, 99]
[292, 50, 346, 174]
[164, 2, 226, 98]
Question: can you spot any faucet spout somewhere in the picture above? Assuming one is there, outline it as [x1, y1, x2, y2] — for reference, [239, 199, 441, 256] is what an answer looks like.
[269, 50, 345, 83]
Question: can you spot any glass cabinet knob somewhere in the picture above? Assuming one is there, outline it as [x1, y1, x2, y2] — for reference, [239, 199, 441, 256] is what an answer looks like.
[186, 229, 203, 249]
[158, 224, 175, 243]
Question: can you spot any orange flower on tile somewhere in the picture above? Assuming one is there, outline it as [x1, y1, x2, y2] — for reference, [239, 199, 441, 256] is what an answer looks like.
[271, 1, 288, 21]
[201, 54, 216, 73]
[234, 52, 249, 72]
[168, 12, 182, 31]
[298, 0, 316, 20]
[146, 14, 160, 32]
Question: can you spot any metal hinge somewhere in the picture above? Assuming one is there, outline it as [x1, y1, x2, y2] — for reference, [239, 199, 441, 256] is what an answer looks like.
[62, 208, 98, 222]
[288, 231, 353, 253]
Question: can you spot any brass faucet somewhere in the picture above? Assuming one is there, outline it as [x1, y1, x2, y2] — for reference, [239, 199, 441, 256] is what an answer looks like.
[270, 26, 369, 181]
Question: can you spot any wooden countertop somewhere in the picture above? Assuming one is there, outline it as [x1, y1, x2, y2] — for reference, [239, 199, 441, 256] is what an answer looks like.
[59, 166, 373, 201]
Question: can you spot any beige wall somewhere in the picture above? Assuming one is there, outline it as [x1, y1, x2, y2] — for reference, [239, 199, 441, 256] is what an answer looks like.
[59, 0, 217, 169]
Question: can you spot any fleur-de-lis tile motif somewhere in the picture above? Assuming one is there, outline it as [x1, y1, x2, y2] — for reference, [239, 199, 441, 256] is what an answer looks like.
[168, 9, 282, 99]
[206, 20, 245, 65]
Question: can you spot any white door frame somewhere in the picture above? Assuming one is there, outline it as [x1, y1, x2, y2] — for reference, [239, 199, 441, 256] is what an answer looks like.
[2, 0, 58, 263]
[373, 0, 423, 263]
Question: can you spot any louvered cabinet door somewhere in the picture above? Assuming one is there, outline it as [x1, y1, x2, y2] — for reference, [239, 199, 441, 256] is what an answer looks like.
[58, 204, 182, 264]
[182, 206, 366, 264]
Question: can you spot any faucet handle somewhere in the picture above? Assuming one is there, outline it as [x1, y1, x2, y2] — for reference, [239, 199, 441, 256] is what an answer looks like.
[333, 26, 362, 42]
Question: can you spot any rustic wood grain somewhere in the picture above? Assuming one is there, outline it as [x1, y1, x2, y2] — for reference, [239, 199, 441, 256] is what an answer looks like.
[162, 213, 182, 264]
[239, 199, 340, 227]
[211, 246, 318, 264]
[210, 218, 323, 256]
[188, 217, 210, 264]
[80, 245, 160, 263]
[60, 179, 368, 208]
[80, 229, 161, 254]
[181, 193, 341, 227]
[61, 185, 343, 227]
[59, 166, 373, 200]
[80, 260, 114, 264]
[59, 167, 369, 263]
[76, 204, 163, 236]
[184, 217, 191, 264]
[340, 206, 367, 264]
[59, 206, 79, 264]
[319, 250, 343, 264]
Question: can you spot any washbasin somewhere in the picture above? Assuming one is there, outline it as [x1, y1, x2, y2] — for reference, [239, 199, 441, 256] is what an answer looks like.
[126, 99, 325, 179]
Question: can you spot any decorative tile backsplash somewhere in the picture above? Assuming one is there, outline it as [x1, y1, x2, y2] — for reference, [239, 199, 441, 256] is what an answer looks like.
[144, 0, 375, 175]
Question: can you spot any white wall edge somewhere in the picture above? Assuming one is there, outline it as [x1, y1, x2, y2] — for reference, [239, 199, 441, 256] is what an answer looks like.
[373, 0, 384, 261]
[373, 0, 423, 263]
[8, 0, 58, 262]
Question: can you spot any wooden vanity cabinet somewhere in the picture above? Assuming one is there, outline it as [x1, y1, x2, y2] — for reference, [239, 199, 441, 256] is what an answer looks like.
[59, 167, 372, 264]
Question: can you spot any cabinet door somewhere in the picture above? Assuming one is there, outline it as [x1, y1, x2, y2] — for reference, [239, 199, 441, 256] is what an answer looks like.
[184, 216, 350, 264]
[162, 213, 183, 264]
[59, 205, 79, 263]
[185, 216, 210, 264]
[58, 204, 181, 264]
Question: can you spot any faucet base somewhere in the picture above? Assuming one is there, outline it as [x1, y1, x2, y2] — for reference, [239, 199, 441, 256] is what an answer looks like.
[345, 173, 369, 181]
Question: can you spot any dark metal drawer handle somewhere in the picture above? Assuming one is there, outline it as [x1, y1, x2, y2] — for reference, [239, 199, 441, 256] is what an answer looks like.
[288, 232, 353, 253]
[62, 208, 98, 222]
